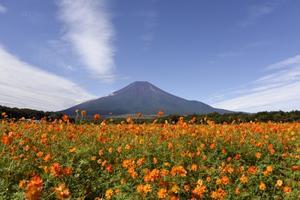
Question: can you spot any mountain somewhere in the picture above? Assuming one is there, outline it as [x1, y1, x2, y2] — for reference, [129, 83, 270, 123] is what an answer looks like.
[62, 81, 230, 116]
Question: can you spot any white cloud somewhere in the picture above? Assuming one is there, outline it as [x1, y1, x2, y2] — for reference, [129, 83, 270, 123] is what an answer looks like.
[57, 0, 115, 81]
[0, 46, 95, 111]
[0, 3, 7, 14]
[266, 54, 300, 70]
[240, 2, 277, 27]
[139, 10, 158, 48]
[213, 54, 300, 112]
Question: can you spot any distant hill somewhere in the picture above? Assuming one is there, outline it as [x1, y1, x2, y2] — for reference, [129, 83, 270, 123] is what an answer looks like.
[62, 81, 231, 116]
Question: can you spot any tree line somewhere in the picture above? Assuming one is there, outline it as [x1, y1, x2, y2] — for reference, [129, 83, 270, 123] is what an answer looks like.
[1, 105, 300, 124]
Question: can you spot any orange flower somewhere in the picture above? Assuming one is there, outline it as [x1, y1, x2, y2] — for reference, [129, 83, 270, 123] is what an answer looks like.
[1, 134, 13, 145]
[255, 152, 261, 159]
[259, 182, 266, 191]
[63, 167, 73, 176]
[25, 175, 43, 200]
[144, 169, 160, 182]
[157, 188, 168, 199]
[69, 147, 76, 153]
[136, 184, 152, 195]
[170, 166, 187, 177]
[157, 111, 164, 117]
[50, 163, 62, 177]
[239, 175, 248, 184]
[191, 164, 198, 171]
[221, 176, 230, 185]
[210, 143, 216, 149]
[36, 151, 43, 158]
[192, 185, 206, 198]
[170, 184, 180, 194]
[62, 115, 69, 122]
[93, 114, 101, 121]
[283, 186, 291, 193]
[210, 188, 227, 200]
[266, 166, 273, 173]
[43, 154, 51, 162]
[105, 189, 113, 200]
[19, 179, 27, 189]
[247, 166, 257, 175]
[54, 184, 71, 200]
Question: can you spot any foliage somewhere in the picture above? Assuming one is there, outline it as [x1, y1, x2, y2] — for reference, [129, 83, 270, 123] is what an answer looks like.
[0, 105, 62, 121]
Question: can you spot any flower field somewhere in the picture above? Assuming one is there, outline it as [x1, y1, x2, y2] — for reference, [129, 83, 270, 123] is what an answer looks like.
[0, 117, 299, 199]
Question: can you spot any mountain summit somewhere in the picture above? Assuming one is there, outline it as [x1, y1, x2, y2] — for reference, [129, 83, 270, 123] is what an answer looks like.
[63, 81, 229, 115]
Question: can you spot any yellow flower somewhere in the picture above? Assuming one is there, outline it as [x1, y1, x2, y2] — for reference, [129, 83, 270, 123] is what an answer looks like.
[239, 175, 248, 184]
[216, 178, 222, 185]
[136, 184, 152, 195]
[266, 166, 273, 173]
[170, 184, 180, 194]
[143, 184, 152, 194]
[275, 180, 283, 187]
[69, 147, 76, 153]
[105, 189, 113, 200]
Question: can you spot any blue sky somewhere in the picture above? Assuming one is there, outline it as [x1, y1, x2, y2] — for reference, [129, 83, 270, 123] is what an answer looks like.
[1, 0, 300, 112]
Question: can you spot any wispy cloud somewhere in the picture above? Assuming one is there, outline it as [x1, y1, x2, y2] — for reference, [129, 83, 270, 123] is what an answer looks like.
[240, 2, 278, 27]
[0, 3, 7, 14]
[0, 45, 95, 111]
[138, 10, 158, 49]
[217, 41, 267, 59]
[217, 51, 242, 58]
[57, 0, 115, 81]
[266, 54, 300, 70]
[213, 54, 300, 112]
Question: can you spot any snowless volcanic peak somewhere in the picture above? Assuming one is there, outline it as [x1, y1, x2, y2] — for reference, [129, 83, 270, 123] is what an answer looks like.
[63, 81, 230, 116]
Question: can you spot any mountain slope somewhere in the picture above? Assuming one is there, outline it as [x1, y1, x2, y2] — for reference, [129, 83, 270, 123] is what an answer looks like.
[62, 81, 230, 115]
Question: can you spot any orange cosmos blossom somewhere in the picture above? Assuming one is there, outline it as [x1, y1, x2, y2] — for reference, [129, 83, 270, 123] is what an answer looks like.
[157, 111, 164, 117]
[210, 188, 227, 200]
[54, 184, 71, 200]
[239, 174, 248, 184]
[191, 164, 198, 171]
[170, 166, 187, 177]
[105, 189, 114, 200]
[283, 186, 292, 193]
[62, 115, 69, 122]
[192, 180, 206, 198]
[247, 166, 257, 175]
[136, 184, 152, 195]
[50, 162, 62, 177]
[259, 182, 266, 191]
[221, 176, 230, 185]
[255, 152, 262, 159]
[144, 169, 160, 182]
[25, 175, 43, 200]
[93, 114, 101, 121]
[1, 134, 13, 145]
[157, 188, 168, 199]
